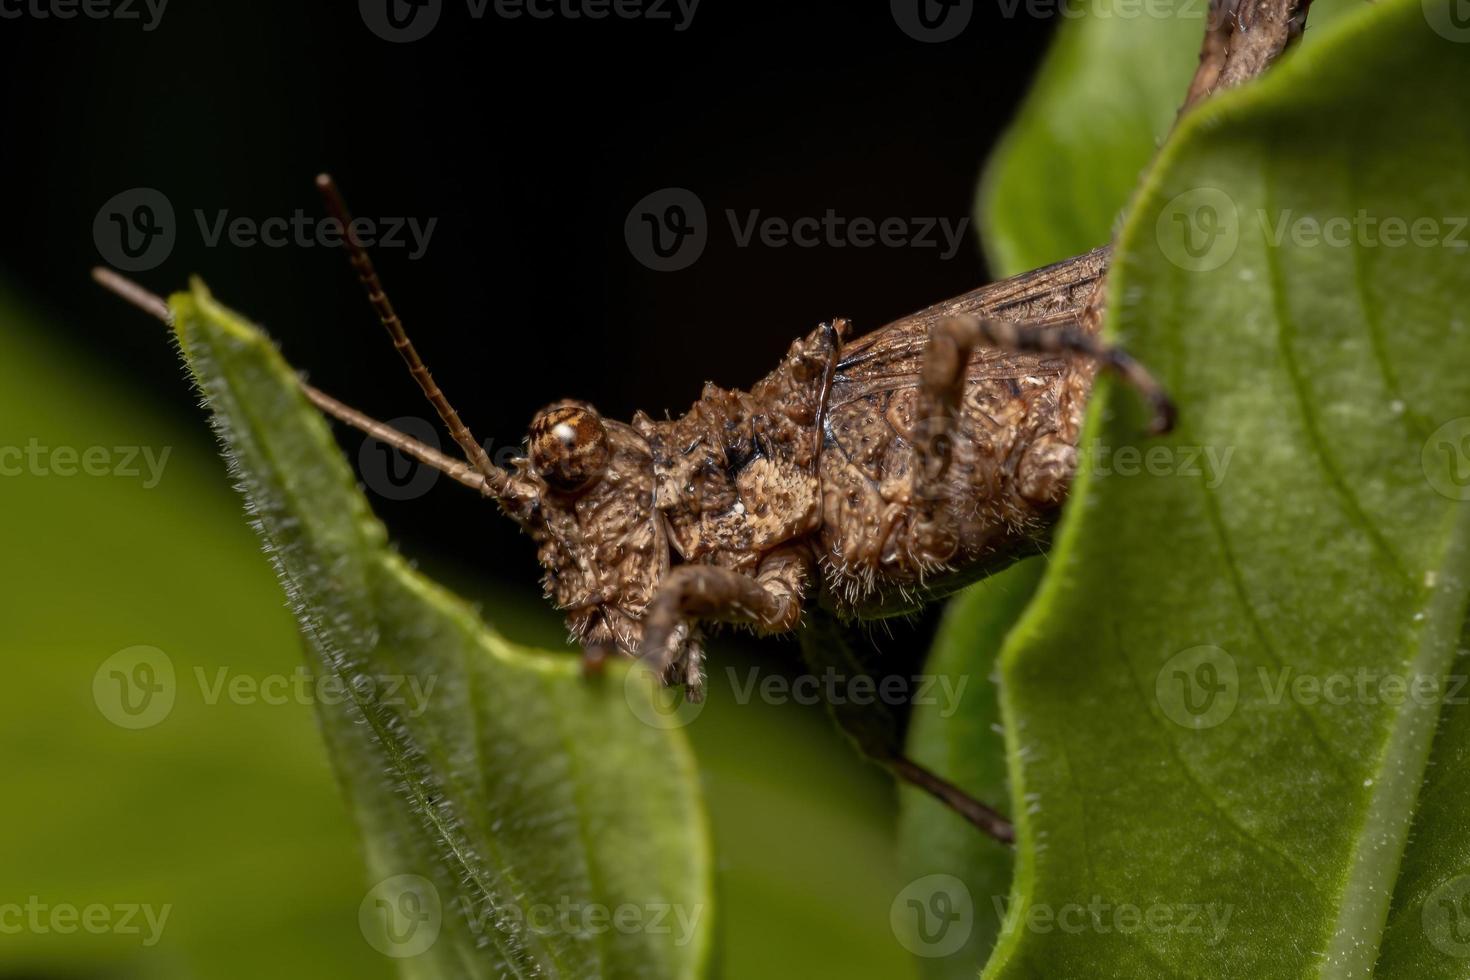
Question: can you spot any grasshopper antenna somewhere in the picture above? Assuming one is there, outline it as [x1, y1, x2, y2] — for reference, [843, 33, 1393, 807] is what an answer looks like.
[92, 266, 172, 323]
[315, 173, 507, 495]
[89, 267, 493, 494]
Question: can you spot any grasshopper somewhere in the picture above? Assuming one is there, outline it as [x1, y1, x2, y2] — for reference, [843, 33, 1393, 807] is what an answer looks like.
[97, 181, 1167, 704]
[95, 187, 1166, 849]
[307, 178, 1167, 703]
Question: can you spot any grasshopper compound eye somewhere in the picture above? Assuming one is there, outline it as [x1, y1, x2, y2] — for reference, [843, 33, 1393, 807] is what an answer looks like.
[529, 401, 611, 494]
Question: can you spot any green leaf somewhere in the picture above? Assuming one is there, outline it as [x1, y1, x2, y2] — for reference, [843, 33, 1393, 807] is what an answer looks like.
[977, 0, 1350, 276]
[898, 559, 1045, 979]
[169, 283, 712, 979]
[983, 1, 1470, 976]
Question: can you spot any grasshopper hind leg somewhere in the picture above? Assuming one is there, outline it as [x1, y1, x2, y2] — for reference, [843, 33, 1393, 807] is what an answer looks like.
[936, 314, 1176, 435]
[906, 312, 1175, 561]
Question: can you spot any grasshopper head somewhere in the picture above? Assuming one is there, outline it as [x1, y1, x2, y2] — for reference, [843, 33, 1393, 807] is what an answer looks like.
[518, 401, 670, 656]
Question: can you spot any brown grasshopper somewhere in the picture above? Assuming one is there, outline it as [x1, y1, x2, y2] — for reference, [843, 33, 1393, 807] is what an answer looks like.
[306, 178, 1172, 702]
[95, 185, 1168, 848]
[96, 176, 1171, 707]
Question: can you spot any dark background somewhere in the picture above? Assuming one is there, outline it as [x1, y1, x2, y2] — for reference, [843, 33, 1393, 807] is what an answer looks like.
[1, 0, 1053, 596]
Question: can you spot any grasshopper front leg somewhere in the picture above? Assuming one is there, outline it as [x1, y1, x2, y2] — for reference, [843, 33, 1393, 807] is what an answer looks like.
[639, 545, 813, 699]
